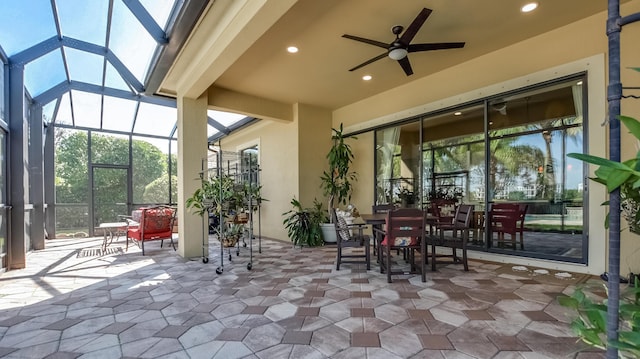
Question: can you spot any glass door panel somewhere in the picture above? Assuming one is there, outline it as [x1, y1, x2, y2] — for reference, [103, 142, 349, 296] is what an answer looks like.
[375, 122, 421, 208]
[486, 79, 585, 261]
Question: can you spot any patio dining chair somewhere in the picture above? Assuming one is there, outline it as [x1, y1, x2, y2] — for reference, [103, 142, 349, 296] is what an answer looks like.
[429, 198, 458, 235]
[379, 208, 426, 283]
[489, 203, 522, 249]
[428, 204, 473, 271]
[371, 203, 396, 259]
[332, 208, 371, 270]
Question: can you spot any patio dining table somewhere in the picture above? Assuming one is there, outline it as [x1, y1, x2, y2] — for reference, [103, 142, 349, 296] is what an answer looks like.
[98, 222, 128, 252]
[360, 212, 437, 262]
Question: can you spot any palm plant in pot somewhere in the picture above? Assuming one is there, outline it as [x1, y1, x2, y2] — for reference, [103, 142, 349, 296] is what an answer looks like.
[282, 198, 327, 247]
[320, 123, 357, 242]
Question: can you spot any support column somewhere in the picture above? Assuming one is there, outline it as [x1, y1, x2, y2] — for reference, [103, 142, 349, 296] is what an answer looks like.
[44, 124, 55, 239]
[29, 105, 45, 250]
[8, 63, 27, 269]
[177, 95, 208, 259]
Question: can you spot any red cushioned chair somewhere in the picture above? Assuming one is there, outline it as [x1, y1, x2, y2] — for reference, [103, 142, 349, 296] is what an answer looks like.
[126, 206, 177, 255]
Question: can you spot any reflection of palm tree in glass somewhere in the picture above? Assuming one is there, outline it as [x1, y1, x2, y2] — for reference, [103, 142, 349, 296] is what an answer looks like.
[487, 130, 544, 200]
[429, 133, 543, 201]
[528, 116, 582, 199]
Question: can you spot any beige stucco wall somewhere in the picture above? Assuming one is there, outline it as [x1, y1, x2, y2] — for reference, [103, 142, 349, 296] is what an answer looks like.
[217, 2, 640, 274]
[331, 3, 640, 274]
[219, 104, 331, 242]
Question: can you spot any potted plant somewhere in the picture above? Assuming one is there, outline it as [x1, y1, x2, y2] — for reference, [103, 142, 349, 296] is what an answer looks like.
[186, 173, 261, 243]
[282, 198, 327, 247]
[398, 187, 417, 208]
[319, 123, 357, 242]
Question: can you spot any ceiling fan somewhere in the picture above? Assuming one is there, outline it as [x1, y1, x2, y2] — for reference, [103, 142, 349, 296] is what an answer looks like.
[342, 8, 465, 76]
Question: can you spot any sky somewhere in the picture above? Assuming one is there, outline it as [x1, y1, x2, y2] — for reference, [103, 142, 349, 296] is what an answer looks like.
[0, 0, 248, 145]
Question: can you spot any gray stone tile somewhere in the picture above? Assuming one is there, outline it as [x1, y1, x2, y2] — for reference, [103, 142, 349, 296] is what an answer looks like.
[43, 318, 83, 330]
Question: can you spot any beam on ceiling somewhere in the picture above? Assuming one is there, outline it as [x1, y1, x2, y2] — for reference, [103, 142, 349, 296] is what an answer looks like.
[146, 0, 209, 95]
[208, 117, 260, 142]
[10, 36, 145, 93]
[122, 0, 169, 44]
[207, 116, 230, 134]
[33, 80, 175, 107]
[208, 85, 293, 123]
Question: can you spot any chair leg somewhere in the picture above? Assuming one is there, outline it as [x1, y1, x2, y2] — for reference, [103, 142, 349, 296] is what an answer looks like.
[462, 233, 469, 271]
[336, 244, 341, 270]
[431, 242, 437, 271]
[420, 240, 426, 282]
[386, 245, 392, 283]
[365, 242, 371, 270]
[141, 240, 145, 256]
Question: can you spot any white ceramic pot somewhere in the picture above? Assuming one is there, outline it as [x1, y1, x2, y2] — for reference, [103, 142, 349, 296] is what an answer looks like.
[320, 223, 337, 243]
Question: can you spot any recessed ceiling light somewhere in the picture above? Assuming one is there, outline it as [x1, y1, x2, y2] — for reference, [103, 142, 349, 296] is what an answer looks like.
[521, 2, 538, 12]
[287, 46, 298, 53]
[454, 111, 462, 116]
[362, 75, 372, 81]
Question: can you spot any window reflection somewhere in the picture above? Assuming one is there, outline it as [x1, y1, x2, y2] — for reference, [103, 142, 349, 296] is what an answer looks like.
[375, 77, 586, 263]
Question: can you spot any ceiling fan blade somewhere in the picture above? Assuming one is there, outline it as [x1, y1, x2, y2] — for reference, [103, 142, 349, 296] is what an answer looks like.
[399, 8, 432, 44]
[408, 42, 465, 52]
[398, 57, 413, 76]
[348, 53, 388, 72]
[342, 34, 388, 49]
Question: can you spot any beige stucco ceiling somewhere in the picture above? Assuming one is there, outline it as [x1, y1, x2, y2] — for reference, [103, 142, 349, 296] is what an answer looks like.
[159, 0, 616, 112]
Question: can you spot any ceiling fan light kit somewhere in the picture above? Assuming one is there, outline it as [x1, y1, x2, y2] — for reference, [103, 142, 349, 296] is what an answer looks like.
[388, 47, 408, 60]
[342, 7, 465, 76]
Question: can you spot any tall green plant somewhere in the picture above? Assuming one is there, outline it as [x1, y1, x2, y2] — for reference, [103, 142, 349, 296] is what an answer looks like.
[320, 123, 357, 222]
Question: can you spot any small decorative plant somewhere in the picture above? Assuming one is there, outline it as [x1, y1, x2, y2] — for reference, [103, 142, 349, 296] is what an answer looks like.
[397, 187, 417, 207]
[320, 123, 357, 222]
[558, 278, 640, 358]
[282, 198, 327, 247]
[427, 186, 464, 203]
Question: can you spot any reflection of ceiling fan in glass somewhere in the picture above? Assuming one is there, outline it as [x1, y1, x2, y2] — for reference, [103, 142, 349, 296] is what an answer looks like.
[342, 8, 465, 76]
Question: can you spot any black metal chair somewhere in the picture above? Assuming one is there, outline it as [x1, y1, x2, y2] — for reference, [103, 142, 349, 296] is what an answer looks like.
[332, 209, 371, 270]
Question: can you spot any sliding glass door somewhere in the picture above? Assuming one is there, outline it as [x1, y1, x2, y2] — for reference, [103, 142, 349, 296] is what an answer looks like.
[374, 75, 587, 263]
